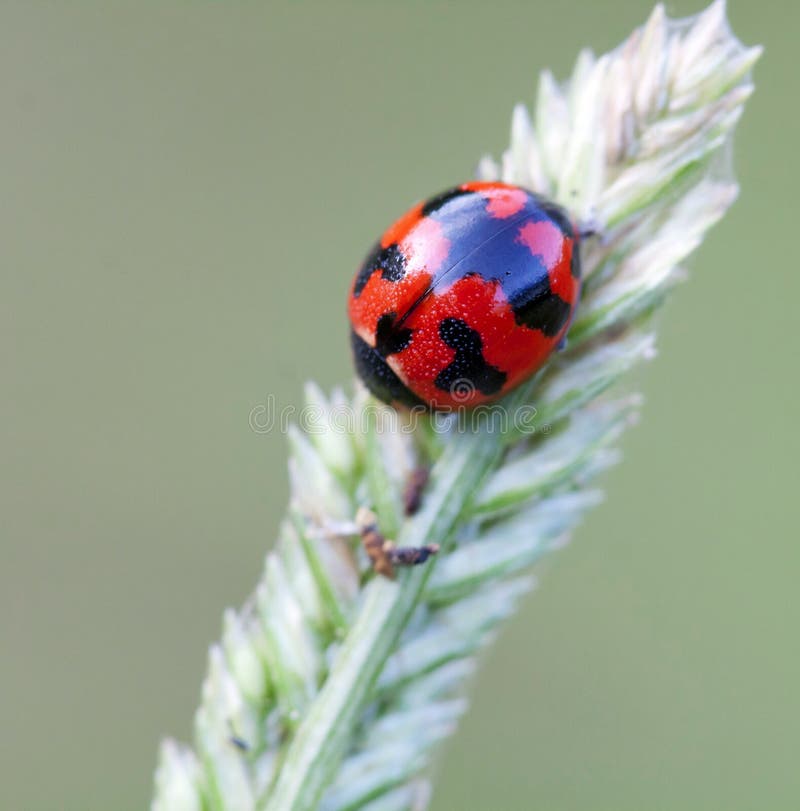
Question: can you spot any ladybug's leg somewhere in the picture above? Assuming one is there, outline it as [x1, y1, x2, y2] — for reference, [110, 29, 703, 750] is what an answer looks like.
[577, 216, 605, 243]
[356, 507, 439, 579]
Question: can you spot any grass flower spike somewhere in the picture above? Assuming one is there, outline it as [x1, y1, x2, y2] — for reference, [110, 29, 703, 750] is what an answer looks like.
[152, 3, 760, 810]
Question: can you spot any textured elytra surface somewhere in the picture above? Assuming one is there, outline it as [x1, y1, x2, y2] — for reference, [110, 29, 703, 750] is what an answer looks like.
[348, 182, 580, 409]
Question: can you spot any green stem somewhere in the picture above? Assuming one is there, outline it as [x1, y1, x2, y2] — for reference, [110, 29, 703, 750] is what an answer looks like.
[260, 406, 514, 811]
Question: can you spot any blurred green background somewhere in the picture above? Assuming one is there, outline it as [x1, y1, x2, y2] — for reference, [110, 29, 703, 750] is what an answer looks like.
[1, 2, 797, 809]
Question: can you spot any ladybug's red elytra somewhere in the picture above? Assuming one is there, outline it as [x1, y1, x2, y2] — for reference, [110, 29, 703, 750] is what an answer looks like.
[348, 181, 581, 410]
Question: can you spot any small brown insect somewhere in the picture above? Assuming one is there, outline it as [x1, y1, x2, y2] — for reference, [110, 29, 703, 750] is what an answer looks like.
[356, 507, 439, 579]
[403, 466, 430, 516]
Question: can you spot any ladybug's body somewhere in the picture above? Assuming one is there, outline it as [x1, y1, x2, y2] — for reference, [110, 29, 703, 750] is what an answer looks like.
[348, 181, 581, 409]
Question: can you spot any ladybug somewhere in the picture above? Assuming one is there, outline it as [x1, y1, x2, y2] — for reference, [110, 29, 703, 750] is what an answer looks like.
[348, 181, 581, 409]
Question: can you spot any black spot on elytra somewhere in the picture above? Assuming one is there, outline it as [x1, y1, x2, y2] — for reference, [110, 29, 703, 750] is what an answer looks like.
[352, 242, 407, 297]
[510, 274, 572, 337]
[421, 186, 475, 217]
[374, 312, 413, 356]
[351, 330, 424, 408]
[434, 318, 506, 396]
